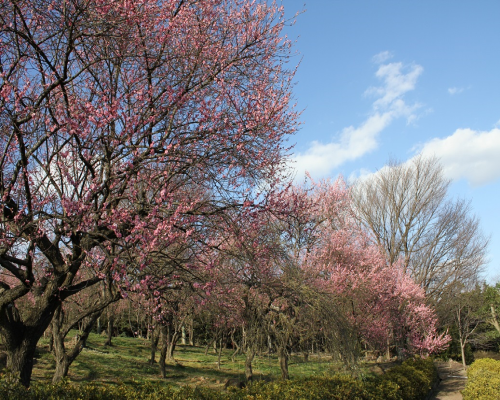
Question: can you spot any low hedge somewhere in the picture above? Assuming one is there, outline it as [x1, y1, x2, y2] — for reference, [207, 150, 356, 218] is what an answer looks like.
[0, 357, 438, 400]
[462, 358, 500, 400]
[379, 357, 438, 400]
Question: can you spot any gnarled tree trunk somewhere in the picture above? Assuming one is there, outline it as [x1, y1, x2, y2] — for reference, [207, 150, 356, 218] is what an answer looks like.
[278, 346, 289, 380]
[244, 346, 256, 381]
[149, 326, 160, 364]
[158, 320, 181, 378]
[51, 307, 102, 382]
[51, 283, 120, 383]
[0, 297, 57, 387]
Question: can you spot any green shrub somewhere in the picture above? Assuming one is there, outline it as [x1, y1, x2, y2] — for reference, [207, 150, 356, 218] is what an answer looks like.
[363, 357, 437, 400]
[462, 358, 500, 400]
[242, 375, 369, 400]
[383, 366, 428, 400]
[364, 379, 402, 400]
[403, 357, 438, 383]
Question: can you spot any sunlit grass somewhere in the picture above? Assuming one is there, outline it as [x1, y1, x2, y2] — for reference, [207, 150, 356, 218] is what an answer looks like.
[32, 332, 351, 390]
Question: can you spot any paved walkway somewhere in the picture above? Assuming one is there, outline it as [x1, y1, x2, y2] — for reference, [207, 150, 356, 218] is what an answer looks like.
[429, 360, 467, 400]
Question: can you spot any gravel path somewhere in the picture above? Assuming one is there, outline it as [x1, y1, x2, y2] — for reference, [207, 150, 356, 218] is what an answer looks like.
[429, 360, 467, 400]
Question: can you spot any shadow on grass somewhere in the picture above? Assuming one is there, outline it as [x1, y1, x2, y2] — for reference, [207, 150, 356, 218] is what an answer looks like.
[32, 333, 336, 389]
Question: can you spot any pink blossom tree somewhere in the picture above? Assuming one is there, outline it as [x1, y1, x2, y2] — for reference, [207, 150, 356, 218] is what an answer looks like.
[202, 185, 319, 380]
[304, 178, 450, 361]
[0, 0, 298, 386]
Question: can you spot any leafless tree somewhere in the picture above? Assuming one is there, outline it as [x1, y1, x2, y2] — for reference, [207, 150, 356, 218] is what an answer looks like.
[351, 155, 489, 300]
[441, 285, 486, 370]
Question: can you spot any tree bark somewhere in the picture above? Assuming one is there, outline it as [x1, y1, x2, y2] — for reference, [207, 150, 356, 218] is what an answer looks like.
[0, 297, 58, 387]
[278, 346, 289, 380]
[490, 305, 500, 334]
[204, 338, 214, 356]
[104, 313, 114, 346]
[159, 346, 168, 378]
[165, 318, 180, 361]
[51, 306, 70, 382]
[386, 336, 391, 360]
[460, 337, 467, 370]
[230, 329, 240, 362]
[48, 334, 54, 353]
[159, 326, 168, 378]
[5, 336, 38, 387]
[244, 347, 256, 381]
[51, 305, 102, 383]
[166, 335, 178, 361]
[149, 327, 159, 364]
[217, 337, 223, 370]
[158, 321, 180, 377]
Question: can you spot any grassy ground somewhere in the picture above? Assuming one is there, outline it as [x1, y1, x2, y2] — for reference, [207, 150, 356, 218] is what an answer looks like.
[32, 332, 338, 390]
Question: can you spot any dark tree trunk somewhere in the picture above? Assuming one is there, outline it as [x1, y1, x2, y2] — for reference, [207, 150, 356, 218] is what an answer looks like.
[230, 329, 240, 362]
[51, 306, 70, 383]
[166, 334, 178, 361]
[51, 305, 102, 383]
[52, 349, 70, 383]
[244, 347, 256, 381]
[6, 337, 38, 387]
[158, 322, 180, 377]
[149, 328, 159, 364]
[0, 296, 58, 387]
[104, 314, 114, 346]
[159, 347, 168, 378]
[217, 337, 223, 370]
[204, 339, 213, 356]
[51, 283, 120, 383]
[164, 316, 180, 361]
[48, 334, 54, 353]
[278, 346, 289, 380]
[159, 326, 168, 378]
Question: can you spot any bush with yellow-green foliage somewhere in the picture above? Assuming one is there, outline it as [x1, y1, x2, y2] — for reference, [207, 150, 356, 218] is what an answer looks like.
[0, 357, 438, 400]
[380, 357, 438, 400]
[462, 358, 500, 400]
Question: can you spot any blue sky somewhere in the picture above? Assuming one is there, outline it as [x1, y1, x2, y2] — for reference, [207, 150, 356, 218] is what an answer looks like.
[283, 1, 500, 282]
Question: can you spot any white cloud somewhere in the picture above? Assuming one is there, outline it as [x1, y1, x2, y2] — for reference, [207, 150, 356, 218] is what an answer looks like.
[372, 51, 393, 64]
[448, 87, 464, 95]
[291, 55, 423, 180]
[347, 168, 373, 185]
[419, 127, 500, 186]
[366, 62, 423, 110]
[293, 113, 392, 177]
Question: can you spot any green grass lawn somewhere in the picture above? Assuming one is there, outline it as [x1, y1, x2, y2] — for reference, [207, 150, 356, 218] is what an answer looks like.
[32, 332, 336, 390]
